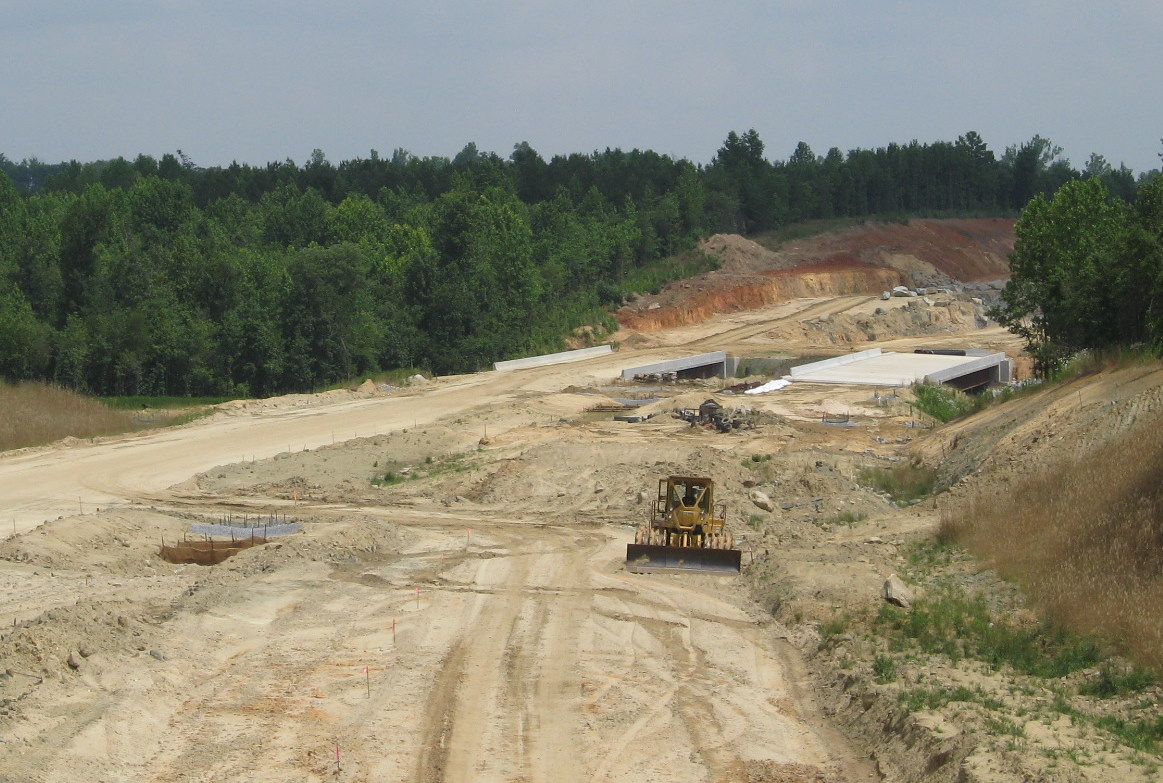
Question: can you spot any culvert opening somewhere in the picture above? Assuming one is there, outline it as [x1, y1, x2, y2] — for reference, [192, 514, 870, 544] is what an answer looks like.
[159, 515, 301, 566]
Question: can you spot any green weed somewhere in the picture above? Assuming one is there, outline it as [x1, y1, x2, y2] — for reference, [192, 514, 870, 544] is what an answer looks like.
[875, 590, 1101, 677]
[1079, 666, 1156, 698]
[898, 685, 1005, 712]
[873, 655, 898, 683]
[858, 459, 936, 504]
[825, 510, 867, 526]
[1091, 715, 1163, 754]
[986, 716, 1026, 737]
[912, 384, 979, 423]
[821, 615, 849, 640]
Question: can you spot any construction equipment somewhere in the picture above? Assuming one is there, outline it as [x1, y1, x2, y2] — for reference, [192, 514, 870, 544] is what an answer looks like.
[625, 476, 742, 573]
[676, 399, 743, 433]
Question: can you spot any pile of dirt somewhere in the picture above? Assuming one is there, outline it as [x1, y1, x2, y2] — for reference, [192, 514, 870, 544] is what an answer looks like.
[773, 219, 1015, 284]
[195, 425, 472, 500]
[699, 233, 801, 274]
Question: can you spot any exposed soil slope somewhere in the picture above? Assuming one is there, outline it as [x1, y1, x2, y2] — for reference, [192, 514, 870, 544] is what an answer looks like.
[618, 219, 1014, 332]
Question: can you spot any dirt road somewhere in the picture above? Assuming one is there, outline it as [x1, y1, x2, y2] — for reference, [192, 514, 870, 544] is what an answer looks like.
[0, 509, 863, 782]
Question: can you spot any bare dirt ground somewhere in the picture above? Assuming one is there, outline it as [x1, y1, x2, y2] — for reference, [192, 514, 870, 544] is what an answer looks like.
[2, 292, 905, 783]
[2, 220, 1158, 782]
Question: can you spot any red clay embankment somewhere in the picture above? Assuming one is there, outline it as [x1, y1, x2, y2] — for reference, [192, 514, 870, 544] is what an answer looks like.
[618, 263, 901, 332]
[616, 218, 1015, 332]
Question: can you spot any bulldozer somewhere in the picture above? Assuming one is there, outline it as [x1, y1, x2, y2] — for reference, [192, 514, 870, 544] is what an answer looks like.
[625, 476, 742, 573]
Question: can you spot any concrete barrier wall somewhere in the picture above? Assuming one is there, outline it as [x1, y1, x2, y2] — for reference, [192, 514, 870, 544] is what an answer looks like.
[494, 344, 613, 372]
[924, 353, 1009, 384]
[789, 348, 883, 377]
[620, 351, 728, 380]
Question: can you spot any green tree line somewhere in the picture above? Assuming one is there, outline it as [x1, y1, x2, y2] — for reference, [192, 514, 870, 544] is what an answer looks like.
[998, 174, 1163, 372]
[1, 131, 1157, 396]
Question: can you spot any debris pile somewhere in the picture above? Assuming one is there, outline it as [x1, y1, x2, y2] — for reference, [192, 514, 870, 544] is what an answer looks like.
[675, 399, 751, 433]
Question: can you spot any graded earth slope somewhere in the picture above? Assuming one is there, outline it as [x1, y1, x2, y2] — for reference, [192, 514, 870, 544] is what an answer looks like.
[618, 219, 1013, 331]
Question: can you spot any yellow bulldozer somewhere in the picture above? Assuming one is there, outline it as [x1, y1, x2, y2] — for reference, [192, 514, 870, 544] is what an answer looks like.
[625, 476, 742, 573]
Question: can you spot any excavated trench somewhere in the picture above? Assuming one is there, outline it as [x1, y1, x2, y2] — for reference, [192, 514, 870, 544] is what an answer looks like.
[158, 536, 268, 565]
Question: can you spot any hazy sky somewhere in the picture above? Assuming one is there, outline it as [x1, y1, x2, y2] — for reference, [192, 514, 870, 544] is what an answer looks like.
[3, 1, 1161, 174]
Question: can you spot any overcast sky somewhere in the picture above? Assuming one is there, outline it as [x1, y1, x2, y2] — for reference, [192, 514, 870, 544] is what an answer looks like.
[3, 1, 1161, 175]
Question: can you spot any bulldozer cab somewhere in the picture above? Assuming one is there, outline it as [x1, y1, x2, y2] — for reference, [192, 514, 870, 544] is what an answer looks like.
[662, 477, 711, 531]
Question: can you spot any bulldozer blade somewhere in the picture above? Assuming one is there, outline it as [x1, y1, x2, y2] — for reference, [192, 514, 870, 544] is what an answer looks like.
[625, 544, 742, 574]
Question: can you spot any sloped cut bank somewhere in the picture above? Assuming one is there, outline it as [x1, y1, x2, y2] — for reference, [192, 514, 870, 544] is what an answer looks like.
[619, 263, 903, 331]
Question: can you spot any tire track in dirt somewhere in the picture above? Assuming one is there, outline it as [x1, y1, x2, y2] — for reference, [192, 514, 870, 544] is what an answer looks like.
[414, 642, 468, 783]
[412, 523, 610, 783]
[522, 533, 598, 782]
[412, 525, 554, 782]
[582, 558, 846, 782]
[587, 574, 748, 782]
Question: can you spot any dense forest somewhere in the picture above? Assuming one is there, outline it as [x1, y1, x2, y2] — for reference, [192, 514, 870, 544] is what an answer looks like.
[999, 174, 1163, 372]
[0, 131, 1158, 396]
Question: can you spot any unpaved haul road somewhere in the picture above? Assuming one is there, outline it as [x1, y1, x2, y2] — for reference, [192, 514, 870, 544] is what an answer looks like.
[0, 373, 512, 535]
[16, 510, 856, 782]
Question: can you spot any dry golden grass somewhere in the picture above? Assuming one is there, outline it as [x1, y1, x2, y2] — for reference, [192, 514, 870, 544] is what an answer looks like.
[941, 406, 1163, 673]
[0, 382, 142, 451]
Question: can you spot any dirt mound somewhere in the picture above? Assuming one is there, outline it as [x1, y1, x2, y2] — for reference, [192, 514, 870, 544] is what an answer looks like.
[699, 233, 800, 274]
[770, 219, 1014, 284]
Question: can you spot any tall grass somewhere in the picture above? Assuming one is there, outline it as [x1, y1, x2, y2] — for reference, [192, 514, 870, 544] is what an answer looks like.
[912, 384, 980, 423]
[858, 459, 937, 504]
[940, 405, 1163, 673]
[1, 382, 168, 451]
